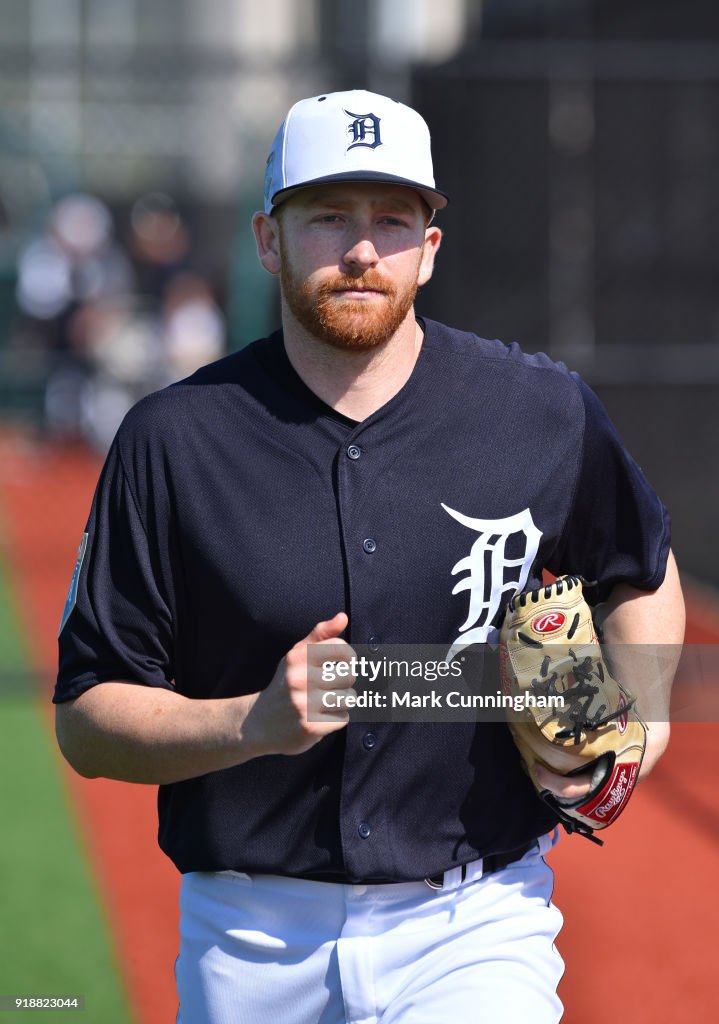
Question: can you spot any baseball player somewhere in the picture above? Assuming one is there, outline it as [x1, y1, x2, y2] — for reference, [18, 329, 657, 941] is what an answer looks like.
[54, 90, 684, 1023]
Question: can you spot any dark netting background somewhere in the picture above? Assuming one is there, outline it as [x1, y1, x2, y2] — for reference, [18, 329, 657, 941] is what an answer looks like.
[416, 0, 719, 584]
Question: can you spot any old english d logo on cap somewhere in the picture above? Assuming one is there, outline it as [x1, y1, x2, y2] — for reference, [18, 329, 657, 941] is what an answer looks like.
[345, 109, 382, 151]
[263, 89, 449, 214]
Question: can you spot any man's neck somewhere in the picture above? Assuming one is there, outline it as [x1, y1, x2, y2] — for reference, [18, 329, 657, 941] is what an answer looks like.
[281, 311, 424, 422]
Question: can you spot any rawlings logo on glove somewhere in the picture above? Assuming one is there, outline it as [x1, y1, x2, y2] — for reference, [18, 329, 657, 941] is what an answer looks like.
[499, 575, 647, 843]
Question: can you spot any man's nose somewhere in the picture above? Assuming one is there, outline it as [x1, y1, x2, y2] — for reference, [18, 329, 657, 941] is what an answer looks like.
[342, 235, 380, 270]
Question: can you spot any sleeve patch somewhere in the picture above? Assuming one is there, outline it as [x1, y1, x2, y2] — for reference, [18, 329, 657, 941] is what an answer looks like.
[58, 533, 89, 637]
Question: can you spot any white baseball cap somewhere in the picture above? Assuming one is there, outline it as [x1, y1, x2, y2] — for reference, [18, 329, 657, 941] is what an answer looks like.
[263, 90, 449, 214]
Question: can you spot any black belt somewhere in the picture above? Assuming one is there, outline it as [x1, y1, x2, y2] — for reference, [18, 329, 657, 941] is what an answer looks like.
[290, 841, 533, 887]
[424, 841, 533, 890]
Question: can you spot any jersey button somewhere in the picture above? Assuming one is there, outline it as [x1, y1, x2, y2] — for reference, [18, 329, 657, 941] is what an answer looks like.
[358, 822, 372, 839]
[362, 538, 377, 554]
[362, 732, 378, 750]
[368, 636, 380, 652]
[347, 444, 362, 460]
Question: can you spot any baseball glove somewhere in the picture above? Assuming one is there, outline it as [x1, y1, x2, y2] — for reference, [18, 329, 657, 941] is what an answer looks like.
[499, 575, 646, 843]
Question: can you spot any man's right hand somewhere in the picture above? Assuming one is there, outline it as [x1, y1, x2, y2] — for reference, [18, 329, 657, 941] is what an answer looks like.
[241, 612, 357, 757]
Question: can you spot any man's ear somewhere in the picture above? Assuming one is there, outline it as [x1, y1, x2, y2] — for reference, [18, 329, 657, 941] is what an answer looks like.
[252, 212, 282, 275]
[417, 226, 442, 287]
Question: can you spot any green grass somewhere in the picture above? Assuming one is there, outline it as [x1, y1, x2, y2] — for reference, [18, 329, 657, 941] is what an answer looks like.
[0, 549, 134, 1023]
[0, 536, 26, 683]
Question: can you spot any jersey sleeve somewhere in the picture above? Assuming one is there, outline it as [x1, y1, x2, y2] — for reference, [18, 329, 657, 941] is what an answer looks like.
[545, 375, 671, 602]
[54, 434, 176, 703]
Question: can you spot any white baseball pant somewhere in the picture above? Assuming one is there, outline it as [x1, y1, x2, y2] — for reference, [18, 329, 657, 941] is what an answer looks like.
[175, 834, 564, 1024]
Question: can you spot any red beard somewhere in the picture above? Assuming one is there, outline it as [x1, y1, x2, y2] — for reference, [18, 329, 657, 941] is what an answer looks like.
[280, 265, 420, 351]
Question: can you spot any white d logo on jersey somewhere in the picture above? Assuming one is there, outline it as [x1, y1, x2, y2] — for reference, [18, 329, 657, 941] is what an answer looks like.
[442, 504, 542, 660]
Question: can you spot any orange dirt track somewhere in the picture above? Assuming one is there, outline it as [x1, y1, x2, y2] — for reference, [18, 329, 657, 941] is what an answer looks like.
[1, 435, 717, 1024]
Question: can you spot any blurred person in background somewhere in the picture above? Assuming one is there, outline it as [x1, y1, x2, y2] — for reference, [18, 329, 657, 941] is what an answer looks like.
[13, 189, 224, 452]
[128, 191, 193, 301]
[77, 193, 225, 452]
[15, 192, 133, 441]
[161, 271, 225, 381]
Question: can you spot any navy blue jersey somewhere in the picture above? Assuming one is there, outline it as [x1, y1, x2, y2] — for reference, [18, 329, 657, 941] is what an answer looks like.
[55, 318, 670, 881]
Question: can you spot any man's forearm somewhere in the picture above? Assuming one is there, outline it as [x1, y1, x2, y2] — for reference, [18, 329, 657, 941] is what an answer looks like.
[535, 550, 685, 799]
[598, 549, 685, 771]
[55, 683, 261, 785]
[55, 613, 355, 785]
